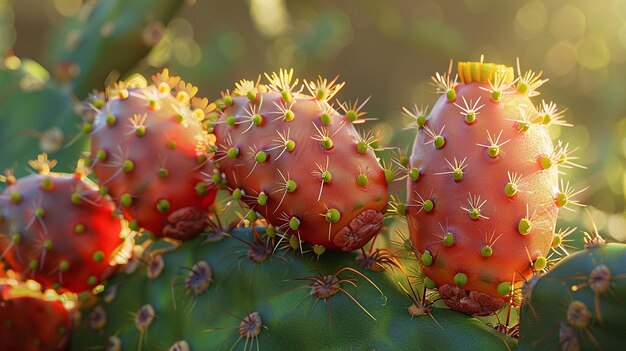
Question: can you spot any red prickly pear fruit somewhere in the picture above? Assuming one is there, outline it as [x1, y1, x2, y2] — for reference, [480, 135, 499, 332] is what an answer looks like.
[407, 60, 570, 315]
[89, 70, 218, 240]
[0, 284, 71, 351]
[0, 157, 123, 292]
[213, 69, 388, 251]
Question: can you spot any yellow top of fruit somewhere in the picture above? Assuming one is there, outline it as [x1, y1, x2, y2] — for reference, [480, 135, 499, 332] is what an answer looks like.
[458, 60, 514, 85]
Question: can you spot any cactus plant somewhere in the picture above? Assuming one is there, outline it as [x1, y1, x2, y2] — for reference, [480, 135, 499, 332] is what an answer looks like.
[70, 225, 517, 350]
[212, 70, 388, 252]
[87, 71, 218, 240]
[0, 158, 124, 292]
[519, 234, 626, 350]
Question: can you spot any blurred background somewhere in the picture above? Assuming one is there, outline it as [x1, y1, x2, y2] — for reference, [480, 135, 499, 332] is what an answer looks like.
[1, 0, 624, 242]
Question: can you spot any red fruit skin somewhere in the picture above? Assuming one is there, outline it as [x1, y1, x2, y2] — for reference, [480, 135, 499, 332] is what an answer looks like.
[90, 86, 217, 240]
[407, 82, 558, 313]
[0, 284, 71, 351]
[214, 90, 388, 251]
[0, 173, 122, 292]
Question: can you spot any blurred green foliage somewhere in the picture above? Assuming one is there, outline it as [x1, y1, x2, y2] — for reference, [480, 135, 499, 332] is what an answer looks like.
[1, 0, 624, 242]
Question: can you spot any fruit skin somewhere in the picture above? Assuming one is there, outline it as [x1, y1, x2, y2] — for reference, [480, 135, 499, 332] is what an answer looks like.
[89, 72, 218, 240]
[0, 170, 122, 292]
[0, 283, 71, 351]
[519, 241, 626, 351]
[70, 225, 517, 350]
[212, 71, 388, 251]
[407, 61, 559, 315]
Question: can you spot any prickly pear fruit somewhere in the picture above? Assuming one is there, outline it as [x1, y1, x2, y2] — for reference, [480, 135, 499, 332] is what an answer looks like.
[88, 70, 218, 240]
[0, 158, 123, 292]
[407, 60, 576, 315]
[212, 70, 388, 251]
[70, 226, 517, 350]
[519, 236, 626, 350]
[0, 283, 71, 351]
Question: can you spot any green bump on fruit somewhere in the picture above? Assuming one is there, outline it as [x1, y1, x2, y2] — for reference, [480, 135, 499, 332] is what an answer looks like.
[285, 140, 296, 152]
[255, 151, 267, 163]
[41, 178, 53, 190]
[43, 239, 52, 250]
[424, 276, 437, 289]
[10, 192, 21, 204]
[453, 273, 468, 287]
[313, 245, 326, 256]
[35, 207, 45, 218]
[247, 211, 258, 222]
[534, 256, 547, 270]
[423, 199, 434, 212]
[289, 235, 300, 249]
[480, 245, 493, 257]
[106, 114, 116, 126]
[122, 160, 134, 173]
[99, 186, 108, 195]
[29, 259, 38, 270]
[417, 114, 427, 128]
[487, 145, 499, 158]
[266, 224, 276, 238]
[129, 220, 140, 232]
[82, 122, 93, 134]
[434, 135, 445, 149]
[195, 182, 209, 196]
[156, 199, 171, 213]
[11, 233, 21, 244]
[322, 171, 332, 183]
[247, 90, 257, 103]
[518, 218, 532, 235]
[167, 140, 176, 150]
[446, 89, 456, 102]
[252, 114, 263, 126]
[289, 217, 300, 230]
[555, 192, 568, 208]
[257, 192, 268, 206]
[356, 173, 368, 186]
[286, 180, 297, 192]
[452, 168, 463, 181]
[93, 251, 105, 262]
[74, 224, 85, 234]
[227, 147, 239, 158]
[283, 110, 295, 122]
[135, 126, 146, 137]
[551, 233, 562, 248]
[175, 114, 185, 124]
[421, 251, 433, 266]
[211, 172, 222, 184]
[281, 91, 293, 103]
[465, 112, 476, 124]
[321, 137, 333, 150]
[158, 168, 169, 178]
[517, 122, 529, 133]
[87, 276, 97, 286]
[325, 208, 340, 223]
[539, 156, 552, 169]
[504, 182, 518, 197]
[491, 90, 502, 102]
[71, 192, 82, 205]
[320, 113, 332, 125]
[346, 110, 358, 122]
[497, 282, 511, 296]
[443, 232, 454, 246]
[469, 208, 480, 220]
[356, 140, 368, 154]
[121, 193, 132, 207]
[226, 115, 237, 126]
[59, 260, 69, 272]
[409, 168, 420, 181]
[96, 149, 107, 161]
[223, 95, 233, 106]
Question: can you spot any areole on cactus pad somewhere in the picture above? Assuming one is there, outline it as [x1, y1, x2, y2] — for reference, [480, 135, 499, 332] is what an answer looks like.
[86, 70, 219, 240]
[406, 59, 583, 315]
[211, 69, 388, 251]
